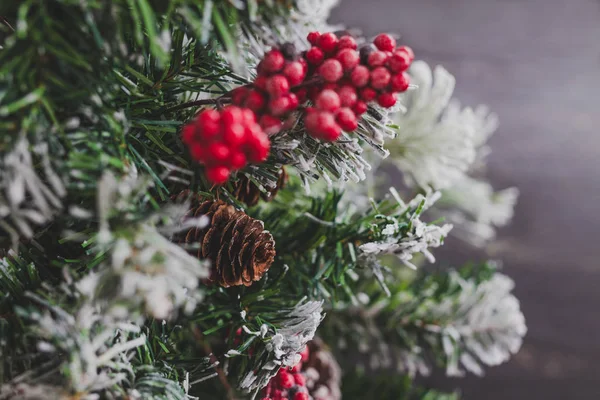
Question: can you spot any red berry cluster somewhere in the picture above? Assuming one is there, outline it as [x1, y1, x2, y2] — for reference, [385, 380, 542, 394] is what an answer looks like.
[232, 45, 307, 136]
[181, 106, 270, 184]
[302, 32, 414, 140]
[260, 346, 311, 400]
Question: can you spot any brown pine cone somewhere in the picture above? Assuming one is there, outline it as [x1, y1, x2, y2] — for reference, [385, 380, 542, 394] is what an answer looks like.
[233, 168, 287, 207]
[173, 191, 276, 287]
[303, 338, 342, 400]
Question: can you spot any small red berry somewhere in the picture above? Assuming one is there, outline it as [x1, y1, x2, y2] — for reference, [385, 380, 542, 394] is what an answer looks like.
[318, 59, 343, 82]
[259, 115, 282, 135]
[230, 151, 247, 170]
[223, 123, 245, 146]
[181, 124, 197, 144]
[262, 49, 285, 73]
[286, 93, 299, 111]
[336, 107, 358, 131]
[373, 33, 396, 52]
[289, 362, 302, 374]
[350, 65, 370, 88]
[205, 166, 230, 184]
[306, 47, 324, 65]
[396, 45, 415, 62]
[220, 106, 243, 127]
[241, 108, 257, 125]
[304, 111, 327, 138]
[189, 143, 205, 161]
[269, 96, 291, 116]
[254, 76, 268, 90]
[266, 75, 290, 98]
[337, 85, 358, 107]
[283, 61, 306, 86]
[278, 369, 295, 389]
[197, 108, 220, 126]
[293, 392, 309, 400]
[300, 346, 310, 362]
[370, 66, 391, 90]
[298, 57, 308, 73]
[322, 120, 342, 141]
[388, 50, 411, 73]
[295, 87, 308, 102]
[206, 142, 231, 164]
[360, 87, 377, 102]
[338, 35, 357, 50]
[317, 32, 338, 53]
[352, 100, 368, 116]
[244, 90, 266, 112]
[336, 48, 360, 71]
[377, 92, 397, 108]
[307, 31, 321, 46]
[293, 373, 306, 386]
[390, 72, 410, 92]
[245, 132, 270, 162]
[231, 87, 248, 105]
[315, 89, 341, 112]
[368, 50, 389, 67]
[260, 397, 273, 400]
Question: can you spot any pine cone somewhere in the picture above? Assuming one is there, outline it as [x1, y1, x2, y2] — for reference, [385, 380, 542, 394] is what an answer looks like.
[233, 168, 287, 207]
[173, 192, 276, 287]
[303, 338, 342, 400]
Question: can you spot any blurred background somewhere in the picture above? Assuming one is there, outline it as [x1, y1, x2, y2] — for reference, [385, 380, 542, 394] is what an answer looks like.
[331, 0, 600, 399]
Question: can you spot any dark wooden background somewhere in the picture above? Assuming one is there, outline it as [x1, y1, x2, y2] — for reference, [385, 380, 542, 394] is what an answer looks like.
[331, 0, 600, 398]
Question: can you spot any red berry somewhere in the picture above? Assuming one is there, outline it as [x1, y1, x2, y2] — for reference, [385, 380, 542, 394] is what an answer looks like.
[317, 32, 338, 53]
[373, 33, 396, 52]
[307, 31, 321, 46]
[181, 123, 197, 144]
[322, 120, 342, 141]
[298, 57, 308, 73]
[336, 48, 360, 71]
[262, 49, 285, 73]
[205, 166, 230, 184]
[368, 50, 388, 67]
[377, 92, 397, 108]
[206, 142, 230, 164]
[223, 123, 245, 146]
[244, 90, 266, 112]
[295, 87, 308, 102]
[388, 50, 411, 73]
[397, 45, 415, 62]
[197, 108, 220, 126]
[259, 115, 282, 135]
[241, 108, 257, 125]
[360, 87, 377, 102]
[338, 35, 357, 50]
[220, 106, 243, 127]
[304, 111, 326, 137]
[283, 61, 306, 86]
[318, 59, 343, 83]
[269, 96, 291, 117]
[254, 76, 268, 90]
[306, 47, 324, 65]
[300, 346, 310, 362]
[315, 89, 341, 112]
[245, 131, 270, 162]
[278, 369, 295, 389]
[293, 373, 306, 387]
[260, 397, 273, 400]
[370, 67, 391, 90]
[289, 362, 302, 374]
[337, 85, 358, 107]
[230, 151, 247, 170]
[231, 87, 248, 105]
[352, 100, 368, 116]
[189, 143, 205, 161]
[293, 392, 309, 400]
[336, 107, 358, 131]
[390, 72, 410, 92]
[266, 75, 290, 98]
[350, 65, 370, 88]
[287, 93, 299, 111]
